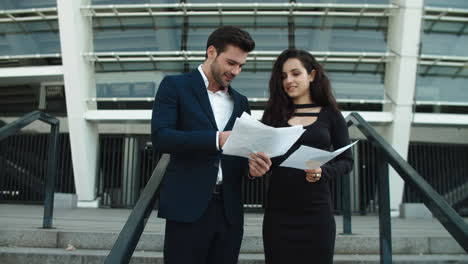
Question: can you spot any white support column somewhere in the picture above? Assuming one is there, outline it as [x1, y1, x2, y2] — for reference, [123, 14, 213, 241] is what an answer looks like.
[384, 0, 424, 216]
[57, 0, 100, 207]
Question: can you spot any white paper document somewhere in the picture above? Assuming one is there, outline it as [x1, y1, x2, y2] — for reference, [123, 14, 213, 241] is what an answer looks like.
[279, 141, 358, 170]
[222, 112, 305, 158]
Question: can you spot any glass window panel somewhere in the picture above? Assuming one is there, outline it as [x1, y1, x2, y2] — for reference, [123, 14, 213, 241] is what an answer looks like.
[185, 61, 272, 99]
[189, 0, 288, 2]
[329, 72, 384, 100]
[0, 22, 60, 56]
[121, 62, 157, 71]
[187, 60, 274, 73]
[425, 0, 468, 9]
[0, 21, 59, 33]
[424, 21, 467, 35]
[188, 16, 288, 51]
[0, 0, 56, 10]
[416, 75, 468, 103]
[92, 0, 173, 4]
[323, 62, 384, 74]
[97, 82, 156, 98]
[108, 83, 132, 97]
[418, 66, 467, 78]
[421, 30, 468, 56]
[242, 61, 275, 72]
[295, 17, 387, 52]
[95, 62, 384, 101]
[96, 63, 126, 72]
[95, 71, 178, 98]
[93, 17, 182, 52]
[298, 0, 390, 4]
[96, 84, 109, 98]
[96, 62, 185, 73]
[133, 82, 156, 97]
[233, 71, 385, 100]
[231, 71, 271, 99]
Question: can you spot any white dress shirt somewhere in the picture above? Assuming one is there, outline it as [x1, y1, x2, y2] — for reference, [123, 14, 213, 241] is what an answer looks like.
[198, 65, 234, 184]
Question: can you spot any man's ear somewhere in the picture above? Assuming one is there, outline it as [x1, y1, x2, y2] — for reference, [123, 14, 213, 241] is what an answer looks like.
[206, 45, 217, 60]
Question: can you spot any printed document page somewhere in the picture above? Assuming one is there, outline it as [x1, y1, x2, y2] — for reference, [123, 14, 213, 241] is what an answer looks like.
[280, 141, 358, 170]
[222, 112, 305, 158]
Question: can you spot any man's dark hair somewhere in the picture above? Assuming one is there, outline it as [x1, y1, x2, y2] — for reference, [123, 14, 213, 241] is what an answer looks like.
[206, 26, 255, 58]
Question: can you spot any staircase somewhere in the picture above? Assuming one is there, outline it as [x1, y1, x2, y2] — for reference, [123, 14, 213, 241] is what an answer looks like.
[0, 205, 467, 264]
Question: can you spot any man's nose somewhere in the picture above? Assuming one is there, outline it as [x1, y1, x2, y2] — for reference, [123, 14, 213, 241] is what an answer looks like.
[231, 65, 241, 76]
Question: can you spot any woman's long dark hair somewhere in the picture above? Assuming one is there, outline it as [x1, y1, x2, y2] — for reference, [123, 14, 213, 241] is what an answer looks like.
[262, 49, 339, 127]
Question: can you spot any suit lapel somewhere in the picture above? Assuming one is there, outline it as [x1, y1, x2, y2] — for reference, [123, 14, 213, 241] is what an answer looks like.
[189, 70, 218, 129]
[224, 87, 242, 131]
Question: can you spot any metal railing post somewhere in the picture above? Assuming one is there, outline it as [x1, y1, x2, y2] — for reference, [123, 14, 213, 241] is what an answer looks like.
[42, 123, 60, 229]
[376, 150, 392, 264]
[105, 154, 170, 264]
[345, 112, 468, 256]
[342, 172, 352, 235]
[0, 111, 60, 229]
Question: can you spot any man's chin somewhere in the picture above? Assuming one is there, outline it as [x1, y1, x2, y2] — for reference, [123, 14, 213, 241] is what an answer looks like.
[222, 81, 231, 88]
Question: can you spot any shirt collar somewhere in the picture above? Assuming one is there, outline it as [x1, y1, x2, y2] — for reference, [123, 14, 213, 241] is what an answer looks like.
[198, 64, 229, 94]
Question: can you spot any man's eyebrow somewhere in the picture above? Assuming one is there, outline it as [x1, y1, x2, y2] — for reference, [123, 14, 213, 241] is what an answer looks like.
[227, 58, 244, 65]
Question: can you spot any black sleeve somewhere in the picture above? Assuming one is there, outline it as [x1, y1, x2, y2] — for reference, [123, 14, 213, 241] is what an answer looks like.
[321, 110, 354, 182]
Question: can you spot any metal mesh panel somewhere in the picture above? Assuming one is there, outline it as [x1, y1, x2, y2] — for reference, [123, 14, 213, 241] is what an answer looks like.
[0, 133, 75, 203]
[405, 142, 468, 216]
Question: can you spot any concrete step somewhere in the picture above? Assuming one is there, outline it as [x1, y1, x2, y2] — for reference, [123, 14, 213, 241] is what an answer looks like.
[0, 228, 465, 255]
[1, 247, 468, 264]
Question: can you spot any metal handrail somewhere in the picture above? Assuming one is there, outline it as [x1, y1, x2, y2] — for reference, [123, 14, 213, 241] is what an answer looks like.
[0, 110, 60, 229]
[344, 112, 468, 263]
[104, 154, 170, 264]
[104, 112, 467, 263]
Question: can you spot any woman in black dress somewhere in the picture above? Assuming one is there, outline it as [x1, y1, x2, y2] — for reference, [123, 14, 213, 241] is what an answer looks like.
[260, 49, 354, 264]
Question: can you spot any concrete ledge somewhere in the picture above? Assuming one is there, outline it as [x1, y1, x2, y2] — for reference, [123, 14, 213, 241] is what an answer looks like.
[429, 237, 466, 254]
[334, 236, 429, 254]
[2, 228, 465, 255]
[0, 230, 58, 248]
[77, 199, 100, 208]
[1, 247, 468, 264]
[54, 193, 77, 209]
[400, 203, 433, 219]
[57, 232, 165, 251]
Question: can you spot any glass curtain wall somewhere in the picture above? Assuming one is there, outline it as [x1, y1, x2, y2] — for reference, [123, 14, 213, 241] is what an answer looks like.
[416, 0, 468, 107]
[90, 0, 391, 108]
[0, 0, 56, 10]
[0, 0, 62, 115]
[0, 0, 60, 57]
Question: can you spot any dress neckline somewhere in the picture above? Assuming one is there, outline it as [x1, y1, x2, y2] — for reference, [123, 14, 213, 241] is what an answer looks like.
[288, 106, 325, 128]
[293, 103, 319, 109]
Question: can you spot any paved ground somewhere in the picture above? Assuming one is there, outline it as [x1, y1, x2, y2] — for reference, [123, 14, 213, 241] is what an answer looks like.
[1, 204, 466, 237]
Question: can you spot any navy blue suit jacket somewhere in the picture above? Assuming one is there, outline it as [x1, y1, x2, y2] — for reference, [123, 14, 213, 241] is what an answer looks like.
[151, 70, 250, 224]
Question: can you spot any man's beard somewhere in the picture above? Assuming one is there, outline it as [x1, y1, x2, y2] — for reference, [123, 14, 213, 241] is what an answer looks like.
[210, 59, 230, 88]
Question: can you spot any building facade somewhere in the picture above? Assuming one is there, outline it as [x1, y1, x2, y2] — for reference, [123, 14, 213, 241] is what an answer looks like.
[0, 0, 467, 215]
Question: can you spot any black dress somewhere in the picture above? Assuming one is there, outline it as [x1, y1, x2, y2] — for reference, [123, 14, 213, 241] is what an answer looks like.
[262, 106, 354, 264]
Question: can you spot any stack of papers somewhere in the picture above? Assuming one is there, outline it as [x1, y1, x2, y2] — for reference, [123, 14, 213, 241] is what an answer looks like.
[222, 112, 305, 158]
[280, 141, 358, 170]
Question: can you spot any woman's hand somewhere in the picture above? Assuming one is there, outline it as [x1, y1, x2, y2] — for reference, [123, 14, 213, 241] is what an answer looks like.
[305, 168, 322, 183]
[249, 152, 272, 177]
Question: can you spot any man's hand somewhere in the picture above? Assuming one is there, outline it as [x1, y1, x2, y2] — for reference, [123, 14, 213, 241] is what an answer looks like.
[219, 131, 231, 149]
[249, 152, 272, 177]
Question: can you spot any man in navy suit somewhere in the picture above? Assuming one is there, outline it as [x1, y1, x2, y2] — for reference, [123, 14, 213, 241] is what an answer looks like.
[151, 26, 271, 264]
